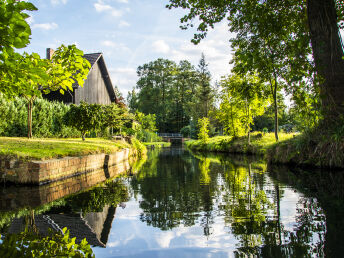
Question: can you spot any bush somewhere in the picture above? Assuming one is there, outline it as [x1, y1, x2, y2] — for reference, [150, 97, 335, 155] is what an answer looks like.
[0, 95, 78, 138]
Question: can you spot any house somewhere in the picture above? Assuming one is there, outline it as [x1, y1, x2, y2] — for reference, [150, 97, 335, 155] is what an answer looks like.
[43, 48, 116, 105]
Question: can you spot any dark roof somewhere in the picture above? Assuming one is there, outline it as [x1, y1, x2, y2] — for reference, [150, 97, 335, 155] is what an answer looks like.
[74, 52, 117, 102]
[84, 53, 102, 67]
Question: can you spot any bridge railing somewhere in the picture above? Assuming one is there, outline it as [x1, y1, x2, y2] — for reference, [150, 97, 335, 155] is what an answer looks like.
[158, 133, 183, 138]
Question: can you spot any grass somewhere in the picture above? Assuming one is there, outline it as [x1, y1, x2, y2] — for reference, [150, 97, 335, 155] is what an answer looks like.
[143, 141, 171, 147]
[267, 127, 344, 168]
[0, 137, 132, 160]
[185, 132, 297, 156]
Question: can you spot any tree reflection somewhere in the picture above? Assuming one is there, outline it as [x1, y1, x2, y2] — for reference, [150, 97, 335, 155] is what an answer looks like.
[132, 149, 330, 256]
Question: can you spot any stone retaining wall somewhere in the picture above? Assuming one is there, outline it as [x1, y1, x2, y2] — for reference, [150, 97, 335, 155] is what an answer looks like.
[0, 148, 130, 185]
[0, 160, 131, 211]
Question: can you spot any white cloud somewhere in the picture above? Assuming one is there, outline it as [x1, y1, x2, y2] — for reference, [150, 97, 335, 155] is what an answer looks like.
[101, 40, 131, 52]
[116, 0, 128, 3]
[51, 0, 68, 5]
[166, 22, 233, 82]
[152, 40, 170, 54]
[94, 2, 113, 12]
[94, 0, 126, 17]
[101, 40, 117, 47]
[32, 22, 58, 30]
[108, 67, 137, 97]
[119, 20, 130, 28]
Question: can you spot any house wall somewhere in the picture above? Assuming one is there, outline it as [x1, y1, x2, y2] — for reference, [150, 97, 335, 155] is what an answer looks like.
[74, 62, 111, 105]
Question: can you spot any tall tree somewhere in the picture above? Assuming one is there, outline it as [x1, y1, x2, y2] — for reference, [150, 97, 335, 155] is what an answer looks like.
[219, 73, 268, 143]
[167, 0, 344, 125]
[135, 58, 176, 132]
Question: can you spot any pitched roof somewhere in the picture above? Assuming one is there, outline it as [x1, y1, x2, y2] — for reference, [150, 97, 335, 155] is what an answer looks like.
[84, 53, 102, 67]
[74, 52, 117, 102]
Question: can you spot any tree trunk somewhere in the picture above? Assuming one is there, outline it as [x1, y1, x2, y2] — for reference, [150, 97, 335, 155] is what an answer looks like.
[273, 89, 279, 141]
[307, 0, 344, 120]
[82, 133, 86, 141]
[27, 99, 33, 139]
[272, 72, 279, 142]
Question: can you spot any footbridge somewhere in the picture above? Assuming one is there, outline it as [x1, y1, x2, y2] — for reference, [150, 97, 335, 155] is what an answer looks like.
[158, 133, 184, 145]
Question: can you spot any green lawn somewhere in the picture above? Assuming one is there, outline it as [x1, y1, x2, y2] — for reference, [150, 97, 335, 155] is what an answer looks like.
[0, 137, 131, 160]
[185, 132, 297, 155]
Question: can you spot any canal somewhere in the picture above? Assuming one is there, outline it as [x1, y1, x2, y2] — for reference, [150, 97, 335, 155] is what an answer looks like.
[0, 147, 343, 257]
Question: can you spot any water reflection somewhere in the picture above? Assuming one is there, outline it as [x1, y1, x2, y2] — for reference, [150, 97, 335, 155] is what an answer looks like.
[0, 148, 343, 257]
[127, 148, 334, 257]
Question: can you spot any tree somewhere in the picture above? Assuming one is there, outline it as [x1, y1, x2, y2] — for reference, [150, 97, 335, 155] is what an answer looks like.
[4, 45, 90, 138]
[198, 117, 210, 143]
[135, 58, 176, 132]
[196, 53, 213, 118]
[102, 103, 126, 136]
[167, 0, 344, 125]
[65, 102, 104, 141]
[0, 1, 90, 138]
[219, 74, 268, 143]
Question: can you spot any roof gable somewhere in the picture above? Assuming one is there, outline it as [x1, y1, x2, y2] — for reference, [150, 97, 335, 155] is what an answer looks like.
[75, 53, 116, 103]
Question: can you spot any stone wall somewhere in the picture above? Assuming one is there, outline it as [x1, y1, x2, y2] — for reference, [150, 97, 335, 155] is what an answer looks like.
[0, 148, 130, 185]
[0, 160, 131, 212]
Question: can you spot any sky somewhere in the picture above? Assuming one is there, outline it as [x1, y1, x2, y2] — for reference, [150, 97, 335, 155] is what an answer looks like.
[23, 0, 235, 98]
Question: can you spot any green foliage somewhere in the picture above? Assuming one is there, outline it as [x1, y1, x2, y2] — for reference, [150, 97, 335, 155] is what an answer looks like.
[0, 95, 78, 137]
[217, 74, 268, 141]
[0, 0, 90, 139]
[65, 102, 104, 140]
[198, 117, 210, 144]
[186, 132, 296, 156]
[131, 56, 216, 133]
[180, 125, 194, 138]
[102, 103, 126, 134]
[64, 180, 129, 214]
[131, 137, 147, 157]
[0, 228, 94, 257]
[134, 111, 160, 142]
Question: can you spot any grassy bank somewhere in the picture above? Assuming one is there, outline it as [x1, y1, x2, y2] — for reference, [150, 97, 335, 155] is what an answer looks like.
[0, 137, 146, 160]
[185, 132, 296, 156]
[267, 129, 344, 168]
[143, 142, 171, 147]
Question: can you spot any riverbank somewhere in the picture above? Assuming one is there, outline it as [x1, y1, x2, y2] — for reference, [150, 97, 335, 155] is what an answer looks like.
[143, 142, 171, 148]
[185, 132, 296, 156]
[185, 131, 344, 169]
[0, 137, 143, 160]
[267, 129, 344, 168]
[0, 137, 147, 184]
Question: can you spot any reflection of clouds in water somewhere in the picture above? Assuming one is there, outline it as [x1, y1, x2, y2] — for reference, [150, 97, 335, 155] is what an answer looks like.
[101, 199, 241, 257]
[94, 156, 327, 257]
[280, 187, 301, 232]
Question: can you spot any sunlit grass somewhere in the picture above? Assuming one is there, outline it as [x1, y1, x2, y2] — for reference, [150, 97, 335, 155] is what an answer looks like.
[143, 142, 171, 147]
[0, 137, 131, 160]
[185, 132, 298, 155]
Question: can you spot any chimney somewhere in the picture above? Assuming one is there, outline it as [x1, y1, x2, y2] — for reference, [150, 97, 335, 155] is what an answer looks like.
[46, 48, 55, 60]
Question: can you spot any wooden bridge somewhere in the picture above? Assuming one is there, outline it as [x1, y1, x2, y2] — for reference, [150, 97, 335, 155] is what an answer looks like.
[158, 133, 184, 145]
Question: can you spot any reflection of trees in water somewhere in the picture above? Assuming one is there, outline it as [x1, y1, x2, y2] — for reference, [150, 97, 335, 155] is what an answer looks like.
[1, 179, 130, 254]
[0, 210, 95, 257]
[132, 149, 329, 256]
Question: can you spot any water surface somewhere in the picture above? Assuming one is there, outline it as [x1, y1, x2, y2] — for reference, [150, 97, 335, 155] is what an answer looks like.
[1, 147, 343, 257]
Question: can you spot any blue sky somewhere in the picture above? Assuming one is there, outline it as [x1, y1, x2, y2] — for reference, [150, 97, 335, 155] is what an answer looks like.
[24, 0, 234, 97]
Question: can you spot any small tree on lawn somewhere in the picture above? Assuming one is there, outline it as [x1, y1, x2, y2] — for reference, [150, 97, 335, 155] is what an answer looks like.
[102, 103, 126, 136]
[65, 102, 104, 141]
[198, 117, 209, 144]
